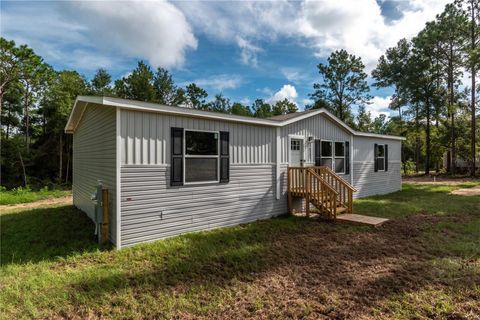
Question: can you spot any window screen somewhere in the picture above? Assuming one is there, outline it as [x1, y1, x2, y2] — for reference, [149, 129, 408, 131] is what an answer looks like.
[185, 158, 218, 182]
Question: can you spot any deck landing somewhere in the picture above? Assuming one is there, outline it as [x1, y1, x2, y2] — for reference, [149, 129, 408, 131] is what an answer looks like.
[336, 214, 389, 226]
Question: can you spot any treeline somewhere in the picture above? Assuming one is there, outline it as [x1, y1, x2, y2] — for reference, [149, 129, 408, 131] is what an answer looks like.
[1, 0, 479, 189]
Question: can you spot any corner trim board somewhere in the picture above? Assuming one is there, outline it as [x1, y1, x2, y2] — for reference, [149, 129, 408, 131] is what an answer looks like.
[116, 107, 122, 249]
[276, 127, 281, 200]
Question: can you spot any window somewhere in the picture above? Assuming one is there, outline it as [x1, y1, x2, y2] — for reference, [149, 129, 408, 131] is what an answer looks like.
[290, 140, 301, 151]
[321, 141, 333, 167]
[377, 144, 385, 171]
[184, 130, 219, 183]
[334, 142, 345, 173]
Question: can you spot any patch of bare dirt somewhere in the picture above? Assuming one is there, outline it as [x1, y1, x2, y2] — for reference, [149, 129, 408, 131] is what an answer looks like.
[0, 195, 72, 212]
[451, 186, 480, 196]
[403, 175, 480, 185]
[200, 214, 479, 320]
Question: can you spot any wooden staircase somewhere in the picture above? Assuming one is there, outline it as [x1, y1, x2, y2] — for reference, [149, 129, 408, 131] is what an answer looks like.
[287, 166, 357, 219]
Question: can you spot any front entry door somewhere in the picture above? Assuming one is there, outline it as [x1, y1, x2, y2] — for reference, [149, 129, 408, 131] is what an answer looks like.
[290, 138, 303, 166]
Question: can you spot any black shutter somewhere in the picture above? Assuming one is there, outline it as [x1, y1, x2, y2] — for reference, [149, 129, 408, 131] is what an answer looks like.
[314, 139, 321, 166]
[345, 141, 350, 175]
[374, 143, 378, 172]
[385, 144, 388, 172]
[220, 131, 230, 183]
[170, 127, 184, 186]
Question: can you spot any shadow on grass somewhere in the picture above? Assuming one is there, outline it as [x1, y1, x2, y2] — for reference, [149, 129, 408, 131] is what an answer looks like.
[1, 205, 102, 266]
[61, 213, 479, 319]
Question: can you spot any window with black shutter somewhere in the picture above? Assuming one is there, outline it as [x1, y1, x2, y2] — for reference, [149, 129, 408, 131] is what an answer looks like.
[374, 143, 386, 172]
[385, 144, 388, 171]
[171, 127, 184, 186]
[315, 139, 321, 166]
[345, 141, 350, 175]
[219, 131, 230, 183]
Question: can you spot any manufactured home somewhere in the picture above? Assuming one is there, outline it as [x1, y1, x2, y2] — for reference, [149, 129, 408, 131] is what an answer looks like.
[65, 96, 404, 248]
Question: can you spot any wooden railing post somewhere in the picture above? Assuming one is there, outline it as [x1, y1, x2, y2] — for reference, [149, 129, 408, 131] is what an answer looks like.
[305, 170, 310, 217]
[287, 168, 292, 214]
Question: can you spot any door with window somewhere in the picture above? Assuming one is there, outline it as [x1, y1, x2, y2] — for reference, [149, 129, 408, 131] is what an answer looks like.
[290, 139, 303, 166]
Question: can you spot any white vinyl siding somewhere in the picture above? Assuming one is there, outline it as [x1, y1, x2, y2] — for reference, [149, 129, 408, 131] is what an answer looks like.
[72, 104, 118, 245]
[353, 136, 401, 198]
[120, 164, 288, 246]
[120, 110, 276, 165]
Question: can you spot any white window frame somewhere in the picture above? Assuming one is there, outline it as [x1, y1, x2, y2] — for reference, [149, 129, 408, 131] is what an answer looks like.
[320, 139, 333, 169]
[334, 141, 345, 174]
[183, 129, 220, 185]
[377, 144, 386, 172]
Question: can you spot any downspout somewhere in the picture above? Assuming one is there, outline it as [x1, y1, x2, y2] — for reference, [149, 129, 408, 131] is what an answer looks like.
[276, 127, 281, 200]
[116, 107, 122, 249]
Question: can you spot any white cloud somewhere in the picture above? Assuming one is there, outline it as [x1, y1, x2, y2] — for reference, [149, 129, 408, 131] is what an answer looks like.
[187, 74, 243, 91]
[267, 84, 298, 105]
[236, 36, 262, 66]
[367, 96, 392, 118]
[280, 67, 310, 83]
[2, 0, 197, 70]
[175, 0, 450, 71]
[298, 0, 450, 70]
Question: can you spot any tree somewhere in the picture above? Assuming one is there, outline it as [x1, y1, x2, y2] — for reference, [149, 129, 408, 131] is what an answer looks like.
[185, 83, 208, 110]
[89, 68, 113, 96]
[306, 97, 331, 110]
[114, 61, 156, 102]
[272, 98, 297, 115]
[434, 5, 468, 174]
[209, 93, 231, 113]
[355, 105, 373, 132]
[372, 114, 388, 134]
[0, 38, 48, 115]
[153, 67, 185, 106]
[456, 0, 480, 176]
[310, 49, 371, 122]
[251, 99, 272, 118]
[40, 71, 87, 183]
[230, 102, 252, 117]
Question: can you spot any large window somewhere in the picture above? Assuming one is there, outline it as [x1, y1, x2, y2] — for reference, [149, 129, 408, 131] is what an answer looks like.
[376, 144, 385, 171]
[321, 141, 333, 168]
[184, 130, 219, 183]
[334, 142, 345, 173]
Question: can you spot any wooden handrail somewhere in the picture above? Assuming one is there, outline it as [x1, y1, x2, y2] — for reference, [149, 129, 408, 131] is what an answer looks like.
[287, 166, 356, 217]
[312, 166, 356, 214]
[306, 168, 338, 219]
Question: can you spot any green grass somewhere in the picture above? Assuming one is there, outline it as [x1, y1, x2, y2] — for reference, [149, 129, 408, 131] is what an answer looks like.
[0, 187, 71, 205]
[354, 182, 480, 219]
[0, 182, 479, 319]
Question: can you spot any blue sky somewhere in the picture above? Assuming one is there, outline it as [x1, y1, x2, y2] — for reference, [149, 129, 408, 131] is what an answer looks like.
[2, 0, 451, 116]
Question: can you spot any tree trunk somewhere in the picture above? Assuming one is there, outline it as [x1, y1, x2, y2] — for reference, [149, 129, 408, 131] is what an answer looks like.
[65, 137, 71, 184]
[415, 106, 420, 173]
[58, 134, 63, 183]
[449, 57, 456, 176]
[18, 150, 27, 187]
[471, 1, 477, 177]
[425, 100, 431, 175]
[24, 84, 30, 154]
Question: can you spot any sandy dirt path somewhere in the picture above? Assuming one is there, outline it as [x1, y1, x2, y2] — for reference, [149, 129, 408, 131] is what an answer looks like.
[0, 195, 73, 212]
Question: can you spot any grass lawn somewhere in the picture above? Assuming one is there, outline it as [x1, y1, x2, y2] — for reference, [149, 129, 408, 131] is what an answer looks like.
[1, 182, 479, 319]
[0, 187, 71, 205]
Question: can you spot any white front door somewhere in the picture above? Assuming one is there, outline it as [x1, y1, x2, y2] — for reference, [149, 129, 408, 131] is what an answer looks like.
[290, 138, 303, 166]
